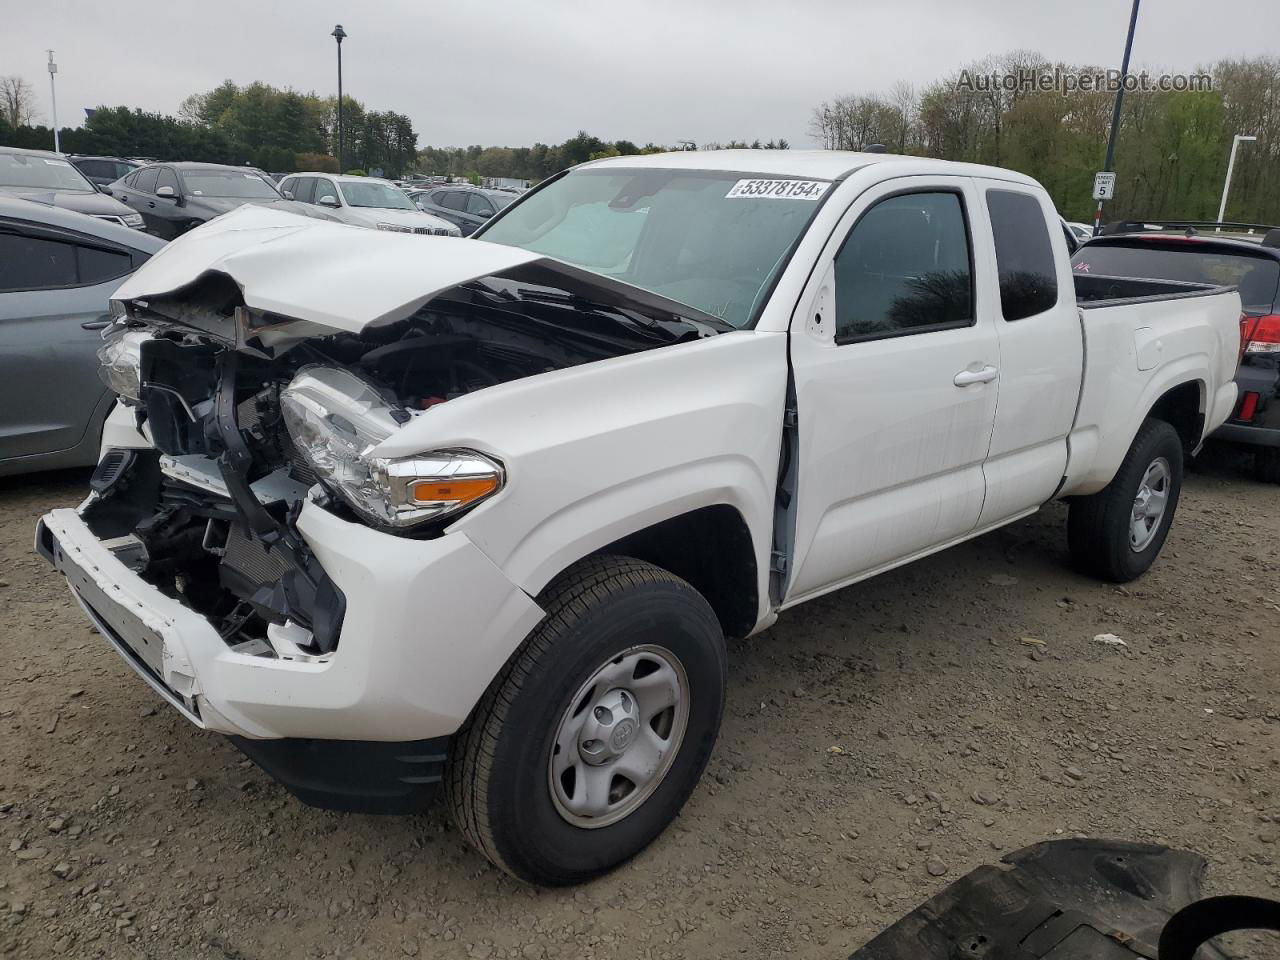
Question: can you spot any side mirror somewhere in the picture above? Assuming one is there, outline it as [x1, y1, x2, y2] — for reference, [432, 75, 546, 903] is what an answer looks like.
[156, 185, 177, 200]
[282, 190, 294, 200]
[478, 209, 494, 220]
[318, 195, 340, 208]
[97, 184, 113, 195]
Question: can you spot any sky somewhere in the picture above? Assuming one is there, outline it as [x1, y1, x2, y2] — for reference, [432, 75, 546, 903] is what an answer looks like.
[4, 0, 1278, 149]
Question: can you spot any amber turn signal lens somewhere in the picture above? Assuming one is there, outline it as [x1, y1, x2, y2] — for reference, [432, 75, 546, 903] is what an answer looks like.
[409, 475, 499, 505]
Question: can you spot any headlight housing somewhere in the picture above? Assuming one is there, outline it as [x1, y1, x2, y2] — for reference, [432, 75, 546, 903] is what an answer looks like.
[97, 330, 151, 403]
[280, 367, 504, 529]
[122, 213, 146, 229]
[375, 222, 412, 233]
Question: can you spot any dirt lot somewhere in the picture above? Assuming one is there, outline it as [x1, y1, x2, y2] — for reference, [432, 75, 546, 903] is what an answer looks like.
[1, 447, 1277, 960]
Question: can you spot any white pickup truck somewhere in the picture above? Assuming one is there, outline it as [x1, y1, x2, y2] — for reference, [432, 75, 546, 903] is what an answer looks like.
[38, 151, 1240, 886]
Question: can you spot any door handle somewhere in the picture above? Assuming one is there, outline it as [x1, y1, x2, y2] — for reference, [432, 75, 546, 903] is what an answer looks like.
[954, 365, 998, 387]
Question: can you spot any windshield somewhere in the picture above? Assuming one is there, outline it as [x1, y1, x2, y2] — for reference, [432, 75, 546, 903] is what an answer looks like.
[0, 153, 95, 193]
[1072, 242, 1280, 313]
[478, 169, 828, 327]
[339, 180, 416, 210]
[182, 171, 280, 199]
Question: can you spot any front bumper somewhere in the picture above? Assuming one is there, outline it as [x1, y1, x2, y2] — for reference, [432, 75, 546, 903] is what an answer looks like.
[37, 499, 545, 743]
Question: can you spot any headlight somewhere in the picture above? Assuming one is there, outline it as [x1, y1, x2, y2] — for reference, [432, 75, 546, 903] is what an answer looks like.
[280, 367, 504, 528]
[375, 222, 412, 233]
[123, 213, 145, 228]
[97, 330, 151, 403]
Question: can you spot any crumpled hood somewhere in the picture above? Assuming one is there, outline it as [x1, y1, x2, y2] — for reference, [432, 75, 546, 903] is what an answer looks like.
[112, 204, 541, 333]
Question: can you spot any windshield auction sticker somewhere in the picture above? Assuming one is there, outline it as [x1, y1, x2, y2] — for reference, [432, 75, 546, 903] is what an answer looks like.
[725, 178, 830, 200]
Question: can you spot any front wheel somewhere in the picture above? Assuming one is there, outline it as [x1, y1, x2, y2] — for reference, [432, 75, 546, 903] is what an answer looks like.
[1068, 418, 1184, 583]
[446, 555, 726, 886]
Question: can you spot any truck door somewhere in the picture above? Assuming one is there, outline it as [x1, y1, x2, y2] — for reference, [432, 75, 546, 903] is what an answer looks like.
[971, 184, 1083, 525]
[783, 177, 1001, 605]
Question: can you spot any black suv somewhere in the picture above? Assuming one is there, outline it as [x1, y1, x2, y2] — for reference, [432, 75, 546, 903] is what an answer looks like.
[1072, 221, 1280, 482]
[109, 162, 332, 239]
[410, 185, 515, 235]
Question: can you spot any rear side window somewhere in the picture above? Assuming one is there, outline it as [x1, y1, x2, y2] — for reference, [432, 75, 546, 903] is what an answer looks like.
[834, 191, 974, 342]
[134, 167, 160, 194]
[0, 231, 132, 291]
[291, 177, 316, 203]
[986, 189, 1059, 321]
[440, 191, 468, 211]
[1072, 243, 1280, 313]
[74, 159, 113, 179]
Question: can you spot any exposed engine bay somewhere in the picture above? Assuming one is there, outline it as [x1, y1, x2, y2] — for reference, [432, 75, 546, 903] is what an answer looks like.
[84, 267, 726, 660]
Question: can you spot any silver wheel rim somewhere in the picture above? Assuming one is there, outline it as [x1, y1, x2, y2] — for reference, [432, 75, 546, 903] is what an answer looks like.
[1130, 456, 1171, 552]
[548, 644, 690, 829]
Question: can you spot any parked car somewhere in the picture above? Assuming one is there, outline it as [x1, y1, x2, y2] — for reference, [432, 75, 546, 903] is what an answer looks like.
[0, 198, 164, 476]
[68, 155, 142, 189]
[109, 162, 335, 239]
[1073, 220, 1280, 482]
[278, 172, 459, 235]
[410, 184, 515, 235]
[1065, 220, 1093, 242]
[38, 151, 1240, 886]
[0, 146, 145, 230]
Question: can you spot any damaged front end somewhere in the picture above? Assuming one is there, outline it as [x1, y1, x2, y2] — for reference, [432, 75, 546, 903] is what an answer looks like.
[76, 239, 726, 665]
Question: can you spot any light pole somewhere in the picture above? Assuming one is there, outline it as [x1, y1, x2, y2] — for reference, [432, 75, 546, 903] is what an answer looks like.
[47, 50, 60, 154]
[1216, 134, 1257, 229]
[331, 24, 347, 172]
[1093, 0, 1141, 235]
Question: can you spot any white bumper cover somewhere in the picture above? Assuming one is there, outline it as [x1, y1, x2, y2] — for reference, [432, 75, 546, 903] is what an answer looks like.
[39, 501, 545, 741]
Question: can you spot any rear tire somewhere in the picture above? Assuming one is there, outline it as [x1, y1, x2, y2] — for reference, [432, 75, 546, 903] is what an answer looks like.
[1068, 418, 1183, 583]
[1255, 448, 1280, 484]
[446, 555, 726, 886]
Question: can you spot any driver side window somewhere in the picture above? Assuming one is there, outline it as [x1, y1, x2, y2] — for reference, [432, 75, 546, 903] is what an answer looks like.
[834, 191, 974, 343]
[156, 168, 179, 195]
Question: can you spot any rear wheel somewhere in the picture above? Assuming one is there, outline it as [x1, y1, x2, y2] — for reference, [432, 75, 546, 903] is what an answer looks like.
[446, 555, 726, 886]
[1255, 448, 1280, 484]
[1068, 418, 1184, 583]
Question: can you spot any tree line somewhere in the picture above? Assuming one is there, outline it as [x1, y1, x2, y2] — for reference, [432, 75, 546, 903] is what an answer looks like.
[0, 78, 417, 176]
[810, 53, 1280, 224]
[417, 133, 791, 183]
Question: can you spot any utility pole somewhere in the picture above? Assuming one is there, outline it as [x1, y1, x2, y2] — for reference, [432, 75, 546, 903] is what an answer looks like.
[331, 25, 347, 172]
[1216, 134, 1257, 229]
[1093, 0, 1141, 236]
[47, 50, 60, 153]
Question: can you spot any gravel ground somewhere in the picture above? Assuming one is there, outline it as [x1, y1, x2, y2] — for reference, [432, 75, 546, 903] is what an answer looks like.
[1, 446, 1277, 960]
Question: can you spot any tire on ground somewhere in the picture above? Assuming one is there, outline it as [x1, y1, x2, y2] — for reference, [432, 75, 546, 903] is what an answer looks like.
[1068, 418, 1184, 583]
[446, 554, 727, 886]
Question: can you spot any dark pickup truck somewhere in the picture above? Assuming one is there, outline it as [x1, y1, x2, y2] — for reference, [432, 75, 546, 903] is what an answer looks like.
[1073, 221, 1280, 483]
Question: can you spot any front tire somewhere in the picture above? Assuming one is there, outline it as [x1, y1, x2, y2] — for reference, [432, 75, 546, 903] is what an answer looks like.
[446, 555, 726, 886]
[1068, 418, 1184, 583]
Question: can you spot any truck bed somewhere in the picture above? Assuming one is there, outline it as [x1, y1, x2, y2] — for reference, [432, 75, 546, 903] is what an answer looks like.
[1073, 273, 1222, 307]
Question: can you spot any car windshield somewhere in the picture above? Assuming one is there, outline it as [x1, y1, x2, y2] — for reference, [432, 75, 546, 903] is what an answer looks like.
[1072, 242, 1280, 313]
[182, 171, 280, 199]
[0, 153, 95, 193]
[339, 180, 416, 210]
[478, 168, 828, 328]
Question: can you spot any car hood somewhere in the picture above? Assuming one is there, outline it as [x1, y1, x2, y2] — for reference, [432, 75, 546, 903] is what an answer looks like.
[111, 204, 724, 348]
[112, 204, 542, 334]
[186, 195, 333, 220]
[341, 206, 454, 230]
[0, 186, 134, 218]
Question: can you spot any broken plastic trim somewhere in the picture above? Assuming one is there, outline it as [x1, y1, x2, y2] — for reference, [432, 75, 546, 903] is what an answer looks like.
[210, 350, 345, 653]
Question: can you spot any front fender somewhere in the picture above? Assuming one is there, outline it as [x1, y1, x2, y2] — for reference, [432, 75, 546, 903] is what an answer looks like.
[374, 330, 790, 628]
